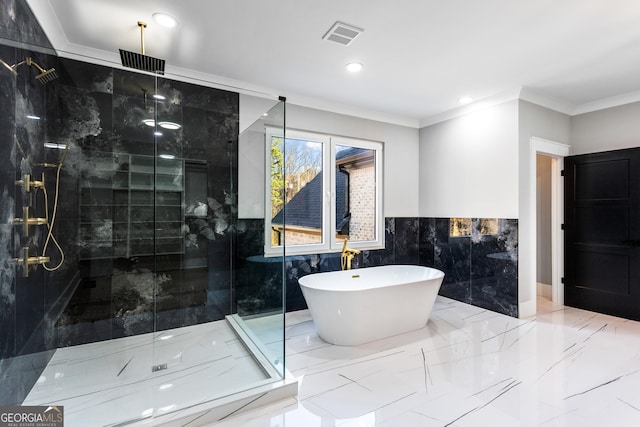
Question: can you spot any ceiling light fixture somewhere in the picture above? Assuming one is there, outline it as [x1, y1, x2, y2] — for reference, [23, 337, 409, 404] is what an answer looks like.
[153, 13, 177, 28]
[158, 121, 181, 130]
[142, 119, 155, 127]
[153, 94, 166, 100]
[346, 62, 363, 73]
[459, 96, 473, 105]
[44, 142, 67, 150]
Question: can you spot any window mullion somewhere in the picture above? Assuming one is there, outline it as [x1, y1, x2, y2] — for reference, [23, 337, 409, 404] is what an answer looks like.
[328, 138, 338, 251]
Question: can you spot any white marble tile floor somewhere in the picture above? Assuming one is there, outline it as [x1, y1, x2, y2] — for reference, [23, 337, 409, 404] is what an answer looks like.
[23, 320, 271, 426]
[211, 296, 640, 427]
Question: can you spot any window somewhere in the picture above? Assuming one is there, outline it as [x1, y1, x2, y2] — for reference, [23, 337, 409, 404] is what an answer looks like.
[265, 128, 383, 256]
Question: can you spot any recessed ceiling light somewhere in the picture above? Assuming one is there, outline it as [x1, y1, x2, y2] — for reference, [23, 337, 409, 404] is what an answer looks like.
[158, 121, 181, 130]
[459, 97, 473, 105]
[142, 119, 156, 127]
[346, 62, 363, 73]
[159, 154, 175, 160]
[26, 114, 41, 120]
[153, 13, 177, 28]
[153, 94, 166, 100]
[154, 131, 163, 137]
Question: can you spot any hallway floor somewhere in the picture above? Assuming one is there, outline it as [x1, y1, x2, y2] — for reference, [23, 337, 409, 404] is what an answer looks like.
[213, 296, 640, 427]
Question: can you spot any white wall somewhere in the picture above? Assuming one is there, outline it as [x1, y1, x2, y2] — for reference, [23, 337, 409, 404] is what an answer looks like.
[238, 93, 420, 219]
[419, 99, 571, 317]
[571, 101, 640, 155]
[418, 100, 519, 218]
[518, 100, 571, 316]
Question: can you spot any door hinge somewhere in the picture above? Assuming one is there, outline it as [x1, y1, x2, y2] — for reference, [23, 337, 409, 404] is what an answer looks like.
[561, 277, 565, 284]
[560, 169, 565, 176]
[561, 224, 565, 230]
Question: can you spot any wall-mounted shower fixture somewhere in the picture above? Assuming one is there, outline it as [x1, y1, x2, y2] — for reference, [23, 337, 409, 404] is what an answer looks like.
[16, 172, 45, 193]
[11, 57, 58, 84]
[10, 206, 48, 237]
[119, 21, 166, 74]
[8, 247, 50, 278]
[9, 140, 71, 276]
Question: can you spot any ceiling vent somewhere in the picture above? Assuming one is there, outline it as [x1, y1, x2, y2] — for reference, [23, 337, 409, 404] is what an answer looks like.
[322, 21, 364, 46]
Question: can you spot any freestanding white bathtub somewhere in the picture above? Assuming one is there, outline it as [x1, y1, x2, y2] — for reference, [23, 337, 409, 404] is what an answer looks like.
[298, 265, 444, 346]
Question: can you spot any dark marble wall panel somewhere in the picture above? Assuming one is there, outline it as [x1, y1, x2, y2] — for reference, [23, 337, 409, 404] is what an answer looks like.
[394, 217, 420, 265]
[0, 0, 54, 52]
[434, 217, 472, 301]
[237, 216, 519, 319]
[426, 217, 518, 317]
[1, 2, 60, 404]
[418, 217, 436, 267]
[0, 44, 17, 365]
[1, 48, 242, 366]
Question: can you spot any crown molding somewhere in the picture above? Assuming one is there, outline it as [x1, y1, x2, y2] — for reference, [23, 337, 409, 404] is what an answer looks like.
[572, 90, 640, 116]
[418, 88, 523, 128]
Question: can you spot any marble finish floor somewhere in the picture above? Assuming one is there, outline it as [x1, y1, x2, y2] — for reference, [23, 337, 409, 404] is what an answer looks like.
[23, 320, 270, 426]
[212, 296, 640, 427]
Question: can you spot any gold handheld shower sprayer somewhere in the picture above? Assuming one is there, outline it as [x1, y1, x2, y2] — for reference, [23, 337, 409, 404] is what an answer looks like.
[40, 139, 72, 272]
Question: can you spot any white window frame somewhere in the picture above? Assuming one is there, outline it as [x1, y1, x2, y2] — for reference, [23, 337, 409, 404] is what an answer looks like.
[264, 128, 384, 256]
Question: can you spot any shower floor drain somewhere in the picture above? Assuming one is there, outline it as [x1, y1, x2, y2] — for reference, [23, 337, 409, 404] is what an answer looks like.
[152, 363, 167, 372]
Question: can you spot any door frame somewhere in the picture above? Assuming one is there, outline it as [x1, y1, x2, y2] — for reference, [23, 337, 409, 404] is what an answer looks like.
[529, 137, 570, 308]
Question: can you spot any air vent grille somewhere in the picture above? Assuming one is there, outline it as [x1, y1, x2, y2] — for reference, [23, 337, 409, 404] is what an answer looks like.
[322, 21, 364, 46]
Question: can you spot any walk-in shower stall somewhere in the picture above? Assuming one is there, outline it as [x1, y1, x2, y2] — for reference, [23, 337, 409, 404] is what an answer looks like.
[0, 4, 291, 425]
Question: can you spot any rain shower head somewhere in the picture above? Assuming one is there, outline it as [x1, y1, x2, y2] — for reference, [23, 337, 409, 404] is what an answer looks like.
[119, 21, 166, 75]
[34, 67, 58, 84]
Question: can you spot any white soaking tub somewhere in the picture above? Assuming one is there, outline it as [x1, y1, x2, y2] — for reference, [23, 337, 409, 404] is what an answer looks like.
[298, 265, 444, 345]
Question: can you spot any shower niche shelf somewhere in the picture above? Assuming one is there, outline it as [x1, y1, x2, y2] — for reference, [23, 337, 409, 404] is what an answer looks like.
[79, 152, 184, 260]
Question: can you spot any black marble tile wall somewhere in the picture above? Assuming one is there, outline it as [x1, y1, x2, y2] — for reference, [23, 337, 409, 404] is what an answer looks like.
[1, 48, 241, 378]
[1, 0, 61, 405]
[427, 218, 518, 317]
[0, 0, 54, 52]
[236, 217, 518, 318]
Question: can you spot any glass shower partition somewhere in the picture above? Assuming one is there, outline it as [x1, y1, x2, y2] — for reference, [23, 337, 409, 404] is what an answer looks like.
[233, 100, 287, 380]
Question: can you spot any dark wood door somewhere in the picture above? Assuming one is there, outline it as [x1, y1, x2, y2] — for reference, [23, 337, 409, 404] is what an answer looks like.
[564, 148, 640, 320]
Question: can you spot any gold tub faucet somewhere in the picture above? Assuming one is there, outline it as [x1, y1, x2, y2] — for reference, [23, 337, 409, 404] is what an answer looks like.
[341, 239, 360, 270]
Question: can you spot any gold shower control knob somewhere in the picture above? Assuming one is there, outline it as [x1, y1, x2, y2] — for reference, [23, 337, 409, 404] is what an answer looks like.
[8, 247, 50, 277]
[9, 206, 48, 236]
[15, 173, 45, 192]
